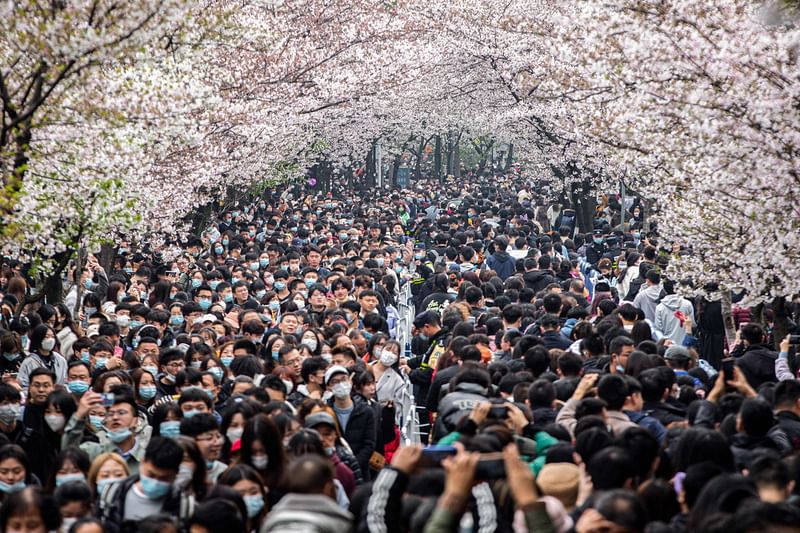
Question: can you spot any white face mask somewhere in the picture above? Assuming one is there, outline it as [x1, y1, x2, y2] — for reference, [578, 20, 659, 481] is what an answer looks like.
[281, 379, 294, 394]
[226, 427, 244, 442]
[303, 337, 318, 352]
[252, 454, 269, 470]
[45, 414, 66, 432]
[41, 338, 56, 352]
[380, 351, 399, 367]
[332, 381, 352, 400]
[294, 300, 306, 310]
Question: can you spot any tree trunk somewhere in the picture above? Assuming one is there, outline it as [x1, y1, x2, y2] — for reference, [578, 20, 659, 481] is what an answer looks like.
[772, 297, 790, 350]
[570, 178, 596, 233]
[391, 154, 402, 186]
[504, 144, 514, 171]
[720, 291, 737, 350]
[434, 135, 442, 183]
[453, 133, 462, 179]
[414, 137, 425, 181]
[365, 145, 376, 188]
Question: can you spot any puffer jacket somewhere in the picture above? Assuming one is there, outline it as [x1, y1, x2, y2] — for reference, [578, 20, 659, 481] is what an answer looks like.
[432, 382, 488, 442]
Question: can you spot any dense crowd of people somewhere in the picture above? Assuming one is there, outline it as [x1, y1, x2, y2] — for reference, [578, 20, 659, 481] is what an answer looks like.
[0, 173, 799, 533]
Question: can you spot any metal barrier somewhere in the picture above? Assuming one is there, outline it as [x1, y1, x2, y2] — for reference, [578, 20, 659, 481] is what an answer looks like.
[396, 277, 424, 443]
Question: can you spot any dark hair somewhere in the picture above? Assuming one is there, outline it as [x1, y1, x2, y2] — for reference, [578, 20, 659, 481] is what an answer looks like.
[597, 374, 628, 411]
[0, 487, 61, 532]
[286, 429, 326, 458]
[0, 444, 30, 483]
[527, 379, 555, 408]
[180, 412, 218, 438]
[217, 463, 267, 511]
[615, 426, 660, 482]
[740, 323, 764, 345]
[739, 398, 774, 437]
[144, 436, 183, 472]
[240, 414, 286, 489]
[587, 446, 636, 490]
[687, 474, 758, 530]
[594, 490, 648, 532]
[188, 498, 245, 533]
[29, 367, 56, 385]
[285, 454, 335, 494]
[672, 427, 735, 473]
[575, 426, 613, 465]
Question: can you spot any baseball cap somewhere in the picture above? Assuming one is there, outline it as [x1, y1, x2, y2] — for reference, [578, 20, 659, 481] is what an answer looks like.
[665, 346, 692, 361]
[304, 412, 337, 430]
[413, 310, 439, 330]
[324, 365, 349, 387]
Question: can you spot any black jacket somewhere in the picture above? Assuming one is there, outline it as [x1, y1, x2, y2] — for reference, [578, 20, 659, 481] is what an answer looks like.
[329, 395, 376, 478]
[733, 343, 778, 390]
[408, 328, 449, 405]
[541, 331, 572, 351]
[523, 270, 555, 293]
[777, 410, 800, 451]
[426, 365, 460, 414]
[642, 400, 686, 427]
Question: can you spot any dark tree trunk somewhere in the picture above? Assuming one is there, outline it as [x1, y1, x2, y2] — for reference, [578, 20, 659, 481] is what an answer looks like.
[772, 297, 790, 350]
[434, 135, 442, 183]
[504, 144, 514, 171]
[414, 137, 425, 180]
[365, 144, 376, 188]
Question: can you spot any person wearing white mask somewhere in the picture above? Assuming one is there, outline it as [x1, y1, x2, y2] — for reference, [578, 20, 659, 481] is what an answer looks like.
[324, 366, 375, 477]
[17, 324, 68, 388]
[370, 340, 412, 421]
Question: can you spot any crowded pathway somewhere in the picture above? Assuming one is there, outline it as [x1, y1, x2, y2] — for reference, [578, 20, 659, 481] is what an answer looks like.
[0, 173, 798, 532]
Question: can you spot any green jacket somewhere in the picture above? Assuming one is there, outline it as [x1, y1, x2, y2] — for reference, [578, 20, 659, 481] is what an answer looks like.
[61, 413, 152, 475]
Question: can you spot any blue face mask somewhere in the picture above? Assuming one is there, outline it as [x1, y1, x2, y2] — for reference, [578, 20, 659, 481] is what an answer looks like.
[67, 380, 90, 395]
[220, 355, 234, 367]
[89, 415, 104, 432]
[0, 480, 25, 493]
[191, 279, 202, 289]
[95, 357, 107, 370]
[56, 472, 86, 487]
[244, 494, 265, 518]
[209, 367, 224, 380]
[209, 281, 220, 290]
[143, 366, 158, 377]
[271, 350, 279, 361]
[223, 294, 233, 303]
[139, 385, 157, 400]
[274, 281, 286, 291]
[159, 420, 181, 438]
[81, 352, 91, 364]
[256, 290, 266, 299]
[105, 426, 132, 444]
[170, 315, 185, 327]
[249, 263, 259, 272]
[183, 409, 202, 419]
[84, 279, 94, 290]
[140, 473, 171, 500]
[198, 298, 212, 311]
[129, 320, 143, 330]
[268, 301, 280, 311]
[259, 258, 269, 268]
[2, 353, 17, 362]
